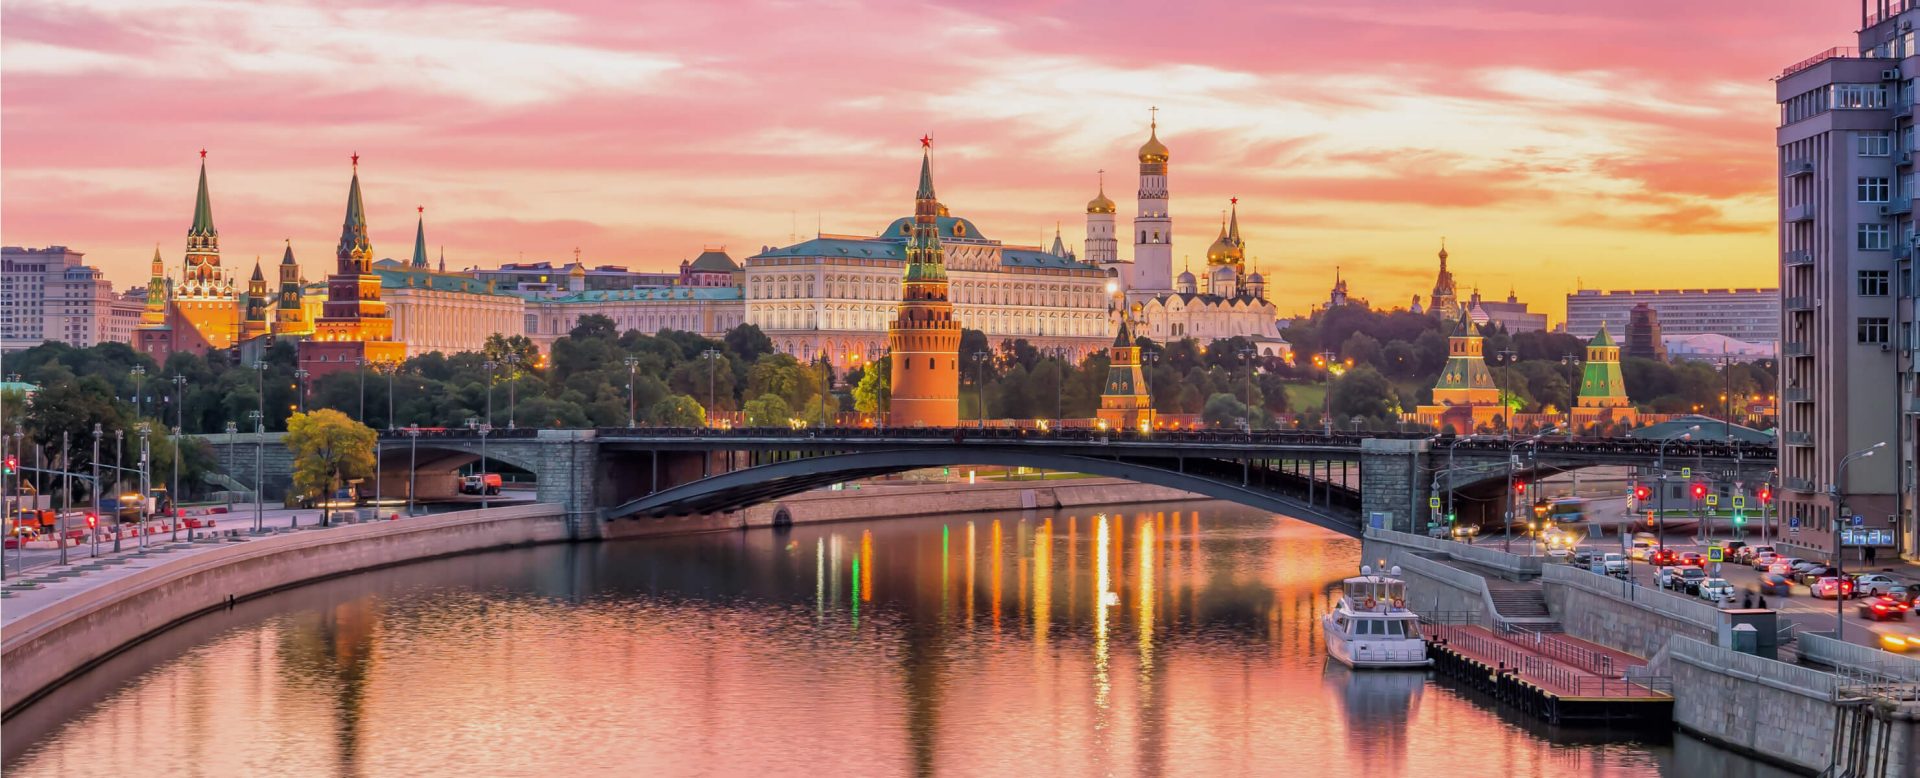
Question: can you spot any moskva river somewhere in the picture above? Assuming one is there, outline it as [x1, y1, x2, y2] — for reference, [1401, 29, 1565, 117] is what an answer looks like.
[4, 501, 1792, 777]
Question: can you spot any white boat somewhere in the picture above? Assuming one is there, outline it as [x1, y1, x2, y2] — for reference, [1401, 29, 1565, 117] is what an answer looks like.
[1323, 565, 1430, 669]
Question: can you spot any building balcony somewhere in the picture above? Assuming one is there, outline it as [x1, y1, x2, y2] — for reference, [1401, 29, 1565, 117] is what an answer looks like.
[1903, 151, 1915, 168]
[1886, 198, 1915, 216]
[1784, 388, 1811, 403]
[1783, 430, 1813, 446]
[1785, 203, 1816, 222]
[1784, 296, 1813, 312]
[1785, 477, 1817, 494]
[1784, 249, 1814, 267]
[1780, 47, 1860, 80]
[1899, 243, 1915, 262]
[1782, 341, 1812, 357]
[1784, 158, 1816, 177]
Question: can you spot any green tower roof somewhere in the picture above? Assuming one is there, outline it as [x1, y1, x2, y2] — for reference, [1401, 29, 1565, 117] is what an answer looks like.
[189, 154, 217, 238]
[1590, 322, 1617, 348]
[338, 157, 371, 260]
[412, 210, 429, 268]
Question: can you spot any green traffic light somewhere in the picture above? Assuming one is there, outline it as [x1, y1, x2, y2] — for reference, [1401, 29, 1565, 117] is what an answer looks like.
[1447, 513, 1457, 524]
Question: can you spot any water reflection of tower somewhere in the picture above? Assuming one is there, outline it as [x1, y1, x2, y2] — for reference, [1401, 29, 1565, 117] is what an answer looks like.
[276, 597, 382, 774]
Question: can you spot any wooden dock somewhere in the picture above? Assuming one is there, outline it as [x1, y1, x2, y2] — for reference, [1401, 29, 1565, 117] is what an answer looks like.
[1421, 622, 1673, 727]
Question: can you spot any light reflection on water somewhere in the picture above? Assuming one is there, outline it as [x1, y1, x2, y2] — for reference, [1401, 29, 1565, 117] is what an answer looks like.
[4, 501, 1794, 777]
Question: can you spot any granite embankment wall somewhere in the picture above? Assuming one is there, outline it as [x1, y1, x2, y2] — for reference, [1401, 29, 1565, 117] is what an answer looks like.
[1, 504, 571, 718]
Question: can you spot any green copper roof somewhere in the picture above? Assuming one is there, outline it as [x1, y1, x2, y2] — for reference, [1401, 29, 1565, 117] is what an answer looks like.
[190, 157, 217, 238]
[881, 215, 990, 243]
[917, 149, 936, 201]
[1590, 322, 1617, 348]
[1113, 316, 1134, 348]
[1578, 357, 1627, 402]
[525, 286, 743, 303]
[688, 249, 739, 272]
[411, 214, 429, 268]
[338, 166, 371, 260]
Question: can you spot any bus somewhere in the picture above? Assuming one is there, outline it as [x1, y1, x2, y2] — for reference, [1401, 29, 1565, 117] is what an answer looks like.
[1547, 497, 1588, 523]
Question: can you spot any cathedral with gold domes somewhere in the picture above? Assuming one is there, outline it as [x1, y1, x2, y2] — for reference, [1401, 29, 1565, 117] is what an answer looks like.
[1084, 116, 1285, 356]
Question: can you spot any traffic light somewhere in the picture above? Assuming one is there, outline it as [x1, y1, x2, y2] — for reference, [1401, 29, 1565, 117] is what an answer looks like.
[1514, 481, 1527, 495]
[85, 512, 97, 529]
[1, 455, 14, 475]
[1757, 486, 1773, 505]
[1633, 484, 1652, 502]
[1646, 509, 1656, 527]
[1691, 483, 1707, 500]
[1732, 511, 1746, 527]
[1446, 512, 1457, 524]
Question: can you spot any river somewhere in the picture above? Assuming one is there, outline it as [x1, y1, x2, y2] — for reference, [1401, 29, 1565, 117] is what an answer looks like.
[3, 500, 1794, 777]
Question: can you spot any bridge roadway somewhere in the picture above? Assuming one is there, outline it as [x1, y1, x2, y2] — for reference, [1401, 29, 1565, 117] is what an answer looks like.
[344, 427, 1773, 539]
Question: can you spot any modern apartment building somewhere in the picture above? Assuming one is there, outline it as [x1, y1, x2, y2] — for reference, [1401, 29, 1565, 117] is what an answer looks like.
[0, 246, 143, 352]
[1563, 288, 1780, 346]
[1775, 2, 1920, 558]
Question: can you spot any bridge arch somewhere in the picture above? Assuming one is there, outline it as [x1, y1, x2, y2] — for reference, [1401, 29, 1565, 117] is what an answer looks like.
[605, 448, 1362, 536]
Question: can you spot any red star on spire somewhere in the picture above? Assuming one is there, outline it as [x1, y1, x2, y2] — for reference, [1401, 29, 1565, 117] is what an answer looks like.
[418, 205, 424, 215]
[1230, 196, 1238, 205]
[920, 134, 932, 149]
[199, 148, 207, 159]
[351, 151, 360, 168]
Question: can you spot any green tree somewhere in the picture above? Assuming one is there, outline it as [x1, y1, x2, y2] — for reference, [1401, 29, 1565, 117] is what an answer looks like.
[648, 395, 707, 427]
[1329, 364, 1397, 421]
[724, 324, 775, 364]
[799, 392, 842, 426]
[853, 357, 891, 415]
[743, 393, 792, 427]
[283, 409, 376, 521]
[669, 354, 737, 411]
[746, 353, 818, 409]
[1202, 392, 1250, 429]
[482, 333, 541, 376]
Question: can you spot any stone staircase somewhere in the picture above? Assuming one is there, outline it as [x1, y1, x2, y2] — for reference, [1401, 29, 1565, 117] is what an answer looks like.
[1486, 581, 1565, 632]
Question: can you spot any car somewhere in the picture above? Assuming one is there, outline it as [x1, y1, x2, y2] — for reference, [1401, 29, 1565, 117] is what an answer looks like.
[1602, 553, 1629, 576]
[1547, 546, 1573, 561]
[1751, 552, 1781, 570]
[1882, 632, 1918, 653]
[1888, 584, 1917, 605]
[1674, 567, 1708, 594]
[1859, 595, 1911, 621]
[1697, 578, 1736, 604]
[1799, 566, 1842, 586]
[1572, 549, 1594, 567]
[1650, 549, 1681, 567]
[1724, 541, 1751, 560]
[1813, 576, 1857, 600]
[1855, 574, 1900, 597]
[1790, 559, 1820, 573]
[1759, 573, 1794, 597]
[1678, 552, 1708, 568]
[459, 473, 503, 496]
[1745, 544, 1776, 560]
[1771, 558, 1807, 575]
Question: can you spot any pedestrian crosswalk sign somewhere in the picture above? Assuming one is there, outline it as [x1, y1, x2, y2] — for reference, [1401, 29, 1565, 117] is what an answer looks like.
[1429, 496, 1441, 509]
[1708, 547, 1723, 563]
[1732, 495, 1745, 509]
[1705, 494, 1718, 507]
[1681, 467, 1691, 479]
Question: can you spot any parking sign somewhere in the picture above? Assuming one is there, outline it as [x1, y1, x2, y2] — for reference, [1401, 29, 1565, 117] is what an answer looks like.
[1790, 516, 1802, 534]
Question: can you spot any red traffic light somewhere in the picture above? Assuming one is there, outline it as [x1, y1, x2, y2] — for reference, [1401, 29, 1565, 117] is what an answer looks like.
[1757, 486, 1773, 504]
[1690, 483, 1707, 499]
[1633, 484, 1651, 501]
[1513, 481, 1527, 494]
[85, 513, 98, 529]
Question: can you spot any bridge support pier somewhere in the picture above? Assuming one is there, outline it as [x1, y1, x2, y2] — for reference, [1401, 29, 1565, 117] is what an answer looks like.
[1360, 438, 1433, 534]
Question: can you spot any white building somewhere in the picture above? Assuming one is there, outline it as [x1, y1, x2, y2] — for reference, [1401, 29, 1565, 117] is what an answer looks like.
[1, 246, 145, 352]
[1564, 288, 1779, 345]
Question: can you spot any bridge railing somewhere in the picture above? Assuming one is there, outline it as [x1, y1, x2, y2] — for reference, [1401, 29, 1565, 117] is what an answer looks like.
[376, 427, 540, 441]
[587, 425, 1391, 445]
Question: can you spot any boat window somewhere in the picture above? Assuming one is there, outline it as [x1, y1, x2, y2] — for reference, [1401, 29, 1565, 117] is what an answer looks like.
[1384, 621, 1408, 638]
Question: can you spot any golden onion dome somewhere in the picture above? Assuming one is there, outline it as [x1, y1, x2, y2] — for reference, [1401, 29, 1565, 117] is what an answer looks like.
[1087, 188, 1116, 214]
[1138, 124, 1169, 163]
[569, 262, 586, 277]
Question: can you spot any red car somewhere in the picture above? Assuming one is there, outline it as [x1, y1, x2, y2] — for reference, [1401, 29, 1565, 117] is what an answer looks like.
[1859, 595, 1910, 621]
[1678, 552, 1708, 568]
[1649, 549, 1680, 567]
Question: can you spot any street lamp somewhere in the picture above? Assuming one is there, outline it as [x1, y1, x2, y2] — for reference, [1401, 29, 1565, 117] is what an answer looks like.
[406, 424, 421, 516]
[112, 428, 124, 552]
[131, 365, 147, 419]
[92, 424, 102, 559]
[623, 355, 640, 427]
[224, 421, 237, 515]
[248, 410, 264, 534]
[1560, 352, 1583, 432]
[483, 360, 498, 430]
[1445, 435, 1482, 530]
[478, 421, 493, 510]
[1655, 425, 1701, 555]
[1833, 441, 1886, 643]
[137, 423, 151, 550]
[1504, 427, 1558, 552]
[972, 351, 990, 429]
[1493, 348, 1518, 438]
[504, 353, 521, 429]
[170, 374, 186, 541]
[293, 368, 310, 414]
[703, 348, 721, 428]
[1318, 350, 1337, 435]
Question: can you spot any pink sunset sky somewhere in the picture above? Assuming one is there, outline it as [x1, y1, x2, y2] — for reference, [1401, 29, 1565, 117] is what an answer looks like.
[2, 0, 1853, 320]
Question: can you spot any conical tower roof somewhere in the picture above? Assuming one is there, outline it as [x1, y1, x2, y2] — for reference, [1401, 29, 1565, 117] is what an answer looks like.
[412, 207, 429, 268]
[916, 146, 936, 201]
[190, 151, 217, 239]
[1590, 321, 1617, 348]
[338, 154, 371, 260]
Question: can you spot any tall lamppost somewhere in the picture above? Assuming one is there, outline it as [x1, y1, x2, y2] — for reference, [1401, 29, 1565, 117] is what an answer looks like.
[57, 430, 69, 565]
[623, 356, 640, 427]
[383, 362, 398, 430]
[171, 374, 186, 540]
[91, 424, 102, 558]
[1504, 427, 1557, 552]
[1834, 441, 1886, 643]
[248, 410, 264, 534]
[1142, 350, 1159, 424]
[131, 366, 146, 419]
[252, 361, 268, 432]
[355, 357, 367, 424]
[1238, 347, 1257, 433]
[478, 421, 493, 510]
[406, 424, 421, 516]
[972, 351, 990, 429]
[112, 428, 124, 552]
[1655, 426, 1701, 555]
[136, 424, 150, 549]
[1493, 347, 1518, 438]
[10, 427, 21, 570]
[1560, 351, 1583, 433]
[293, 368, 310, 414]
[483, 360, 498, 429]
[1319, 350, 1337, 435]
[702, 348, 721, 428]
[224, 421, 237, 515]
[1445, 435, 1481, 529]
[505, 353, 521, 430]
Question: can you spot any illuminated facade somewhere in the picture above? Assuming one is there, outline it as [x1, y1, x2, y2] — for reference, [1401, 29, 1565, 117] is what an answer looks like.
[1096, 313, 1154, 431]
[134, 153, 243, 360]
[887, 143, 961, 428]
[1414, 317, 1503, 433]
[1571, 322, 1637, 431]
[299, 156, 405, 374]
[1131, 199, 1284, 352]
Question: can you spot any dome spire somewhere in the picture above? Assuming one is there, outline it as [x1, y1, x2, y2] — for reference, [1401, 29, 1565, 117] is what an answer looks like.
[412, 205, 429, 269]
[189, 149, 217, 241]
[1086, 169, 1116, 214]
[337, 152, 371, 265]
[1227, 196, 1241, 243]
[1137, 106, 1169, 163]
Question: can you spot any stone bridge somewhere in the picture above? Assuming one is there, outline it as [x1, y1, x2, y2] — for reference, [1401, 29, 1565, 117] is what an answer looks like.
[202, 428, 1774, 539]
